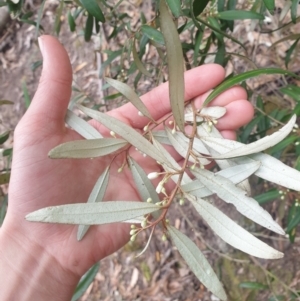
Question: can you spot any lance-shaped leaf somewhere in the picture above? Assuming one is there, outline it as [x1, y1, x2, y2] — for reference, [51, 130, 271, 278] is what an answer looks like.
[191, 168, 285, 235]
[65, 110, 103, 139]
[159, 0, 185, 132]
[185, 106, 226, 123]
[128, 157, 161, 219]
[78, 105, 168, 164]
[182, 162, 261, 198]
[152, 138, 192, 185]
[203, 69, 300, 107]
[132, 40, 152, 77]
[77, 168, 110, 241]
[152, 130, 171, 145]
[201, 135, 300, 191]
[168, 225, 227, 301]
[197, 123, 252, 195]
[26, 201, 159, 225]
[105, 78, 153, 120]
[211, 115, 296, 159]
[165, 127, 211, 165]
[49, 138, 127, 159]
[217, 161, 261, 182]
[189, 197, 283, 259]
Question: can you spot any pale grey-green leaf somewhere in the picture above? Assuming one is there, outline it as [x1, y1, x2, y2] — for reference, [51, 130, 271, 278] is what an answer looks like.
[182, 162, 260, 198]
[202, 135, 300, 191]
[212, 115, 296, 159]
[49, 138, 127, 159]
[165, 127, 211, 165]
[217, 161, 261, 183]
[78, 105, 168, 164]
[26, 201, 159, 225]
[77, 167, 110, 241]
[152, 138, 192, 185]
[159, 0, 185, 132]
[199, 106, 226, 119]
[152, 130, 171, 145]
[65, 110, 103, 139]
[128, 157, 161, 219]
[189, 197, 284, 259]
[105, 77, 153, 120]
[192, 137, 211, 156]
[168, 225, 227, 301]
[192, 168, 284, 235]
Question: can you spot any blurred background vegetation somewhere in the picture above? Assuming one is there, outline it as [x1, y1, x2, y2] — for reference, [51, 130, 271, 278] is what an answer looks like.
[0, 0, 300, 300]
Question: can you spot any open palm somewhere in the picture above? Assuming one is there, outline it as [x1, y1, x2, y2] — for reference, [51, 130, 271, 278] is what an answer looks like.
[3, 36, 253, 281]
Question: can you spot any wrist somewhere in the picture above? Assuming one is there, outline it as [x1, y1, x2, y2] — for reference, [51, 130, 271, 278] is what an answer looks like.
[0, 220, 80, 301]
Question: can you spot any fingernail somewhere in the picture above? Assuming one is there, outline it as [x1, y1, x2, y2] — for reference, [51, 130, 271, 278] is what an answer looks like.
[38, 36, 44, 56]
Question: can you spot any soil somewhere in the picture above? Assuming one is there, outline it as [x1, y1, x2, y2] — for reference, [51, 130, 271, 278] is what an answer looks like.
[0, 1, 300, 301]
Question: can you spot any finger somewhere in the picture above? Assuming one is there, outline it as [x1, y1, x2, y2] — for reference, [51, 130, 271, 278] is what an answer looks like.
[194, 86, 253, 130]
[110, 64, 226, 128]
[22, 35, 72, 132]
[194, 85, 247, 107]
[216, 100, 254, 130]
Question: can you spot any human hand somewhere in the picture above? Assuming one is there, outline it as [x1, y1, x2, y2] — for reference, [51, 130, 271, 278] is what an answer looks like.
[0, 36, 253, 300]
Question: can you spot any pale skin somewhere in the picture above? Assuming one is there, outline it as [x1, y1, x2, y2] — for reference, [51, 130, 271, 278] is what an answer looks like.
[0, 36, 254, 301]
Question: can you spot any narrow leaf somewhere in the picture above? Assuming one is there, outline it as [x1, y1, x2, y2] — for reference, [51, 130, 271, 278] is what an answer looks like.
[204, 69, 300, 106]
[239, 282, 268, 290]
[71, 262, 100, 301]
[168, 225, 227, 301]
[0, 100, 13, 105]
[201, 135, 300, 191]
[165, 127, 211, 165]
[263, 0, 275, 14]
[78, 105, 168, 164]
[84, 13, 93, 42]
[217, 161, 261, 183]
[49, 138, 127, 159]
[192, 168, 285, 235]
[68, 11, 76, 32]
[159, 0, 185, 132]
[65, 110, 103, 139]
[211, 115, 296, 159]
[128, 157, 161, 219]
[152, 138, 192, 185]
[166, 0, 182, 17]
[77, 168, 110, 241]
[26, 201, 159, 225]
[182, 162, 259, 198]
[193, 0, 210, 16]
[132, 40, 152, 77]
[141, 25, 165, 45]
[218, 10, 265, 20]
[189, 197, 284, 259]
[80, 0, 105, 22]
[105, 78, 153, 120]
[0, 131, 9, 145]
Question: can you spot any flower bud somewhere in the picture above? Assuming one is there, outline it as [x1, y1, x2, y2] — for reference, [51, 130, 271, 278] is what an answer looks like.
[179, 199, 185, 206]
[130, 234, 137, 242]
[146, 198, 153, 203]
[148, 172, 159, 180]
[161, 234, 167, 241]
[156, 182, 163, 194]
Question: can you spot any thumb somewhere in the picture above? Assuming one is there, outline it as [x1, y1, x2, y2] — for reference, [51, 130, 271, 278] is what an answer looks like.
[23, 35, 72, 131]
